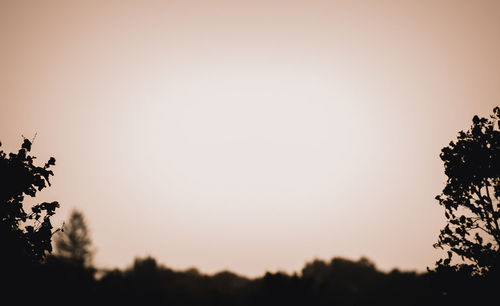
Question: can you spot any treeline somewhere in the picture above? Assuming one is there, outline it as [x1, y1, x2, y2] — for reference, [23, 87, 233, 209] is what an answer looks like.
[21, 254, 481, 306]
[34, 255, 424, 305]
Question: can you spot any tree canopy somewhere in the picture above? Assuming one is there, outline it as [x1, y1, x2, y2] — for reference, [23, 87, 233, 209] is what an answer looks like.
[0, 138, 59, 266]
[434, 107, 500, 275]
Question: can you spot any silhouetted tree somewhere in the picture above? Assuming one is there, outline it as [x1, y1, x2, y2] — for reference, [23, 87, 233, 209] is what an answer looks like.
[434, 106, 500, 275]
[54, 209, 93, 266]
[0, 138, 59, 266]
[0, 138, 60, 302]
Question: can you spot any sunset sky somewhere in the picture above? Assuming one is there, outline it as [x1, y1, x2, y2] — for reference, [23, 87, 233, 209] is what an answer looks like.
[1, 0, 499, 277]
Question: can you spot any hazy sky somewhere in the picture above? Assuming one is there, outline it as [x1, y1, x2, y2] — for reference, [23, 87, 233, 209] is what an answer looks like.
[1, 0, 499, 277]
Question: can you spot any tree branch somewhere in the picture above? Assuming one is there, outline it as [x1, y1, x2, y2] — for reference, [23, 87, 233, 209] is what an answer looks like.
[484, 180, 500, 246]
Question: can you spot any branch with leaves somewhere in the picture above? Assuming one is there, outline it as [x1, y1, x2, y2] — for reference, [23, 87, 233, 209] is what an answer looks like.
[0, 138, 60, 264]
[434, 107, 500, 275]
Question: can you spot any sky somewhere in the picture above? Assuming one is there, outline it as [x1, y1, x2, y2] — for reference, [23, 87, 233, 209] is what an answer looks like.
[1, 0, 499, 277]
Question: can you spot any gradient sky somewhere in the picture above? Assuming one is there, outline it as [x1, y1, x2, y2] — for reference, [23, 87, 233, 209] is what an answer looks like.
[1, 0, 499, 277]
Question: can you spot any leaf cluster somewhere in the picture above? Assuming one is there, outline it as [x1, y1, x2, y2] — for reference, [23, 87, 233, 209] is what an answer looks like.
[434, 107, 500, 274]
[0, 139, 59, 264]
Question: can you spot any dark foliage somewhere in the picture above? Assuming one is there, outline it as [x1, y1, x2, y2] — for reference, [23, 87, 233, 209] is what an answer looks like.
[0, 138, 60, 297]
[36, 255, 437, 306]
[434, 107, 500, 275]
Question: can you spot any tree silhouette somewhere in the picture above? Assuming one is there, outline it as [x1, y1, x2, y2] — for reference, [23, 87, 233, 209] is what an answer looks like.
[434, 107, 500, 275]
[54, 209, 93, 266]
[0, 138, 59, 266]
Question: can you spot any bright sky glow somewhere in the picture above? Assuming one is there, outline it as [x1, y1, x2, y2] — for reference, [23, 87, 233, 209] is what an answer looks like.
[1, 0, 499, 277]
